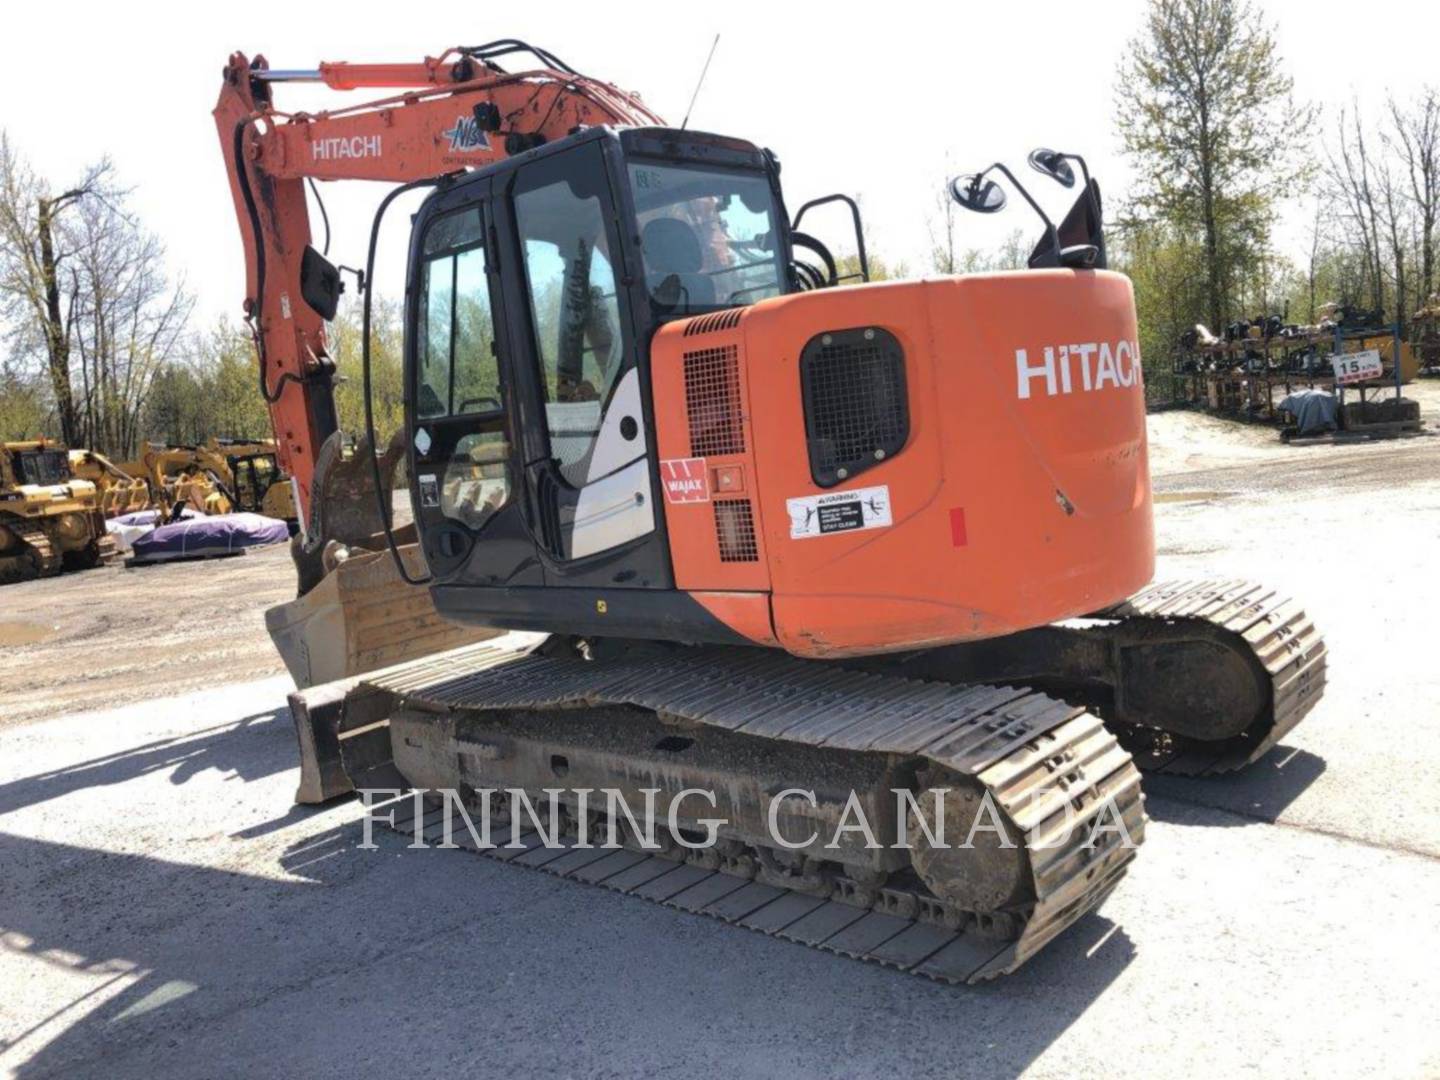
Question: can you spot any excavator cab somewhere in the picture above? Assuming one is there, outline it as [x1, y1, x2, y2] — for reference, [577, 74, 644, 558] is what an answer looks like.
[402, 126, 797, 632]
[396, 121, 1166, 654]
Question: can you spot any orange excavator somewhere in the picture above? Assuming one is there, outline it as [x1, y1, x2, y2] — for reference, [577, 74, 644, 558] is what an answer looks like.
[216, 42, 1327, 982]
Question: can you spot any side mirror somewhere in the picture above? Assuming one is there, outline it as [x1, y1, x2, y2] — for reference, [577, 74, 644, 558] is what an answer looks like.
[949, 174, 1007, 214]
[1028, 148, 1075, 188]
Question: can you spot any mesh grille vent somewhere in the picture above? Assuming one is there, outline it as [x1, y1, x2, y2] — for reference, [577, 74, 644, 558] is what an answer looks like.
[683, 345, 745, 457]
[714, 499, 759, 562]
[683, 308, 743, 337]
[800, 327, 909, 487]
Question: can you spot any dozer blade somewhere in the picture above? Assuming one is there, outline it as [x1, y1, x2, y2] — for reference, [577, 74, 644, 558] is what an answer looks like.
[269, 427, 498, 691]
[868, 580, 1328, 777]
[291, 639, 1145, 983]
[265, 541, 497, 691]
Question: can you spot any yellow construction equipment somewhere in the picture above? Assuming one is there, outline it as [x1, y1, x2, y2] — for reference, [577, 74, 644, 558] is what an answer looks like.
[120, 445, 234, 516]
[1, 439, 117, 585]
[67, 450, 154, 517]
[117, 439, 298, 523]
[203, 438, 297, 522]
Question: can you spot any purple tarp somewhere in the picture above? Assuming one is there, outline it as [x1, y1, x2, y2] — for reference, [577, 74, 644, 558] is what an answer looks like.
[127, 512, 290, 565]
[107, 508, 199, 555]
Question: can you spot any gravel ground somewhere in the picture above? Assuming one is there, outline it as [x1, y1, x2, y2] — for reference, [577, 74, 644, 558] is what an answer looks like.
[2, 403, 1440, 1078]
[0, 544, 293, 729]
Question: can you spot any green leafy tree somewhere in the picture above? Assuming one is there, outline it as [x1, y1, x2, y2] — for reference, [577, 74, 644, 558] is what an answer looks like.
[330, 297, 406, 446]
[1117, 0, 1313, 330]
[0, 363, 49, 440]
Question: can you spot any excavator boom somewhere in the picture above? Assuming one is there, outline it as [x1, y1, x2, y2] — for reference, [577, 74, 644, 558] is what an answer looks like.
[214, 43, 661, 518]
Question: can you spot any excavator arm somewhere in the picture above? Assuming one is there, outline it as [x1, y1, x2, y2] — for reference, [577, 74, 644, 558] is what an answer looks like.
[213, 42, 663, 522]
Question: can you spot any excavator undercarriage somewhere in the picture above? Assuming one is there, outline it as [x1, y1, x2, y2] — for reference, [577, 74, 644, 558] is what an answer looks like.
[302, 636, 1144, 983]
[286, 574, 1323, 981]
[861, 580, 1328, 776]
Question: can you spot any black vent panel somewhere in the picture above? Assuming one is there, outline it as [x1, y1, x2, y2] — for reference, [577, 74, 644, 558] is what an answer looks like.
[683, 308, 743, 337]
[800, 327, 909, 487]
[714, 499, 759, 562]
[683, 345, 745, 457]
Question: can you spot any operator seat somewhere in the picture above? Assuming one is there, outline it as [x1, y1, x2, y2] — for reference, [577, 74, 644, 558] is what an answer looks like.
[641, 217, 715, 311]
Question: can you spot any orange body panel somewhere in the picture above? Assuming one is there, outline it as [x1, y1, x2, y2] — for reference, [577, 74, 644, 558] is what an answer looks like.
[691, 592, 780, 648]
[652, 313, 773, 596]
[652, 271, 1154, 658]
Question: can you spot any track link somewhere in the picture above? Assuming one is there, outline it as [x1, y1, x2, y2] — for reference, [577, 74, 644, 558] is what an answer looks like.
[96, 532, 120, 565]
[360, 643, 1145, 983]
[17, 521, 62, 575]
[1093, 580, 1328, 775]
[0, 520, 60, 584]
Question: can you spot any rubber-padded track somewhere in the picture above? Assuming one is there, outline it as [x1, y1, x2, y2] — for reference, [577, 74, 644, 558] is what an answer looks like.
[363, 643, 1145, 982]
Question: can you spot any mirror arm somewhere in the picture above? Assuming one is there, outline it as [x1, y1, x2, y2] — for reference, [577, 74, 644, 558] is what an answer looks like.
[980, 162, 1056, 233]
[1046, 149, 1103, 232]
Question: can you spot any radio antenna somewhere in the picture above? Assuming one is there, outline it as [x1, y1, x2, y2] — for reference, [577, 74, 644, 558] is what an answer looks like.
[680, 34, 721, 131]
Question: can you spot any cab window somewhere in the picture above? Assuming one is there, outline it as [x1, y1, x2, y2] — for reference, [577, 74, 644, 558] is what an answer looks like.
[417, 208, 502, 419]
[628, 162, 785, 316]
[514, 177, 626, 488]
[414, 206, 510, 533]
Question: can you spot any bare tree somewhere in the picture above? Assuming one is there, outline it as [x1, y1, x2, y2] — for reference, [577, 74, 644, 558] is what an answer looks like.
[65, 191, 192, 457]
[927, 176, 960, 275]
[0, 133, 189, 455]
[1302, 197, 1335, 322]
[1325, 97, 1437, 327]
[0, 132, 113, 445]
[1387, 88, 1439, 311]
[1325, 105, 1388, 313]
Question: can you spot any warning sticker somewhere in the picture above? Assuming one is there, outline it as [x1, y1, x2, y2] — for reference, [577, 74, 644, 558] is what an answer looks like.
[660, 457, 709, 503]
[418, 473, 440, 509]
[787, 485, 892, 539]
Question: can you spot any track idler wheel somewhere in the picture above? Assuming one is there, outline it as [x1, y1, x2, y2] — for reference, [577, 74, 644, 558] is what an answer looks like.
[905, 768, 1032, 916]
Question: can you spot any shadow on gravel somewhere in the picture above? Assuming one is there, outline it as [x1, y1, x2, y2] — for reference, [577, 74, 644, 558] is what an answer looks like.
[0, 709, 292, 818]
[1143, 744, 1327, 826]
[1, 815, 1137, 1079]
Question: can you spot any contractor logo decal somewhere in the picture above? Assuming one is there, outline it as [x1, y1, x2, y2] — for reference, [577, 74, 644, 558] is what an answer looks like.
[788, 485, 892, 539]
[660, 458, 709, 503]
[442, 116, 492, 153]
[1015, 340, 1142, 399]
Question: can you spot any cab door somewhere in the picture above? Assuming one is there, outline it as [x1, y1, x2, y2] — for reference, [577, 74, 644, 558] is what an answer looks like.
[498, 142, 665, 586]
[407, 180, 539, 587]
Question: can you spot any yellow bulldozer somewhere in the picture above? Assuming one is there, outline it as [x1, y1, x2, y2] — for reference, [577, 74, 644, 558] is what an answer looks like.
[0, 439, 117, 585]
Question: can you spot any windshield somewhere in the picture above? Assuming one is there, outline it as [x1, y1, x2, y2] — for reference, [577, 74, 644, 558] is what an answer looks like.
[627, 161, 785, 316]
